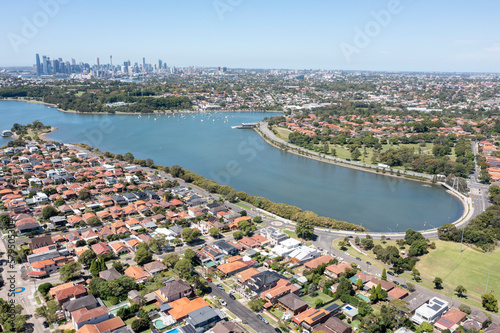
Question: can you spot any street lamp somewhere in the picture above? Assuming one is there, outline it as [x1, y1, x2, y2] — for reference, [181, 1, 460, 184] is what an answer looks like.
[460, 227, 465, 253]
[396, 224, 398, 233]
[387, 227, 392, 233]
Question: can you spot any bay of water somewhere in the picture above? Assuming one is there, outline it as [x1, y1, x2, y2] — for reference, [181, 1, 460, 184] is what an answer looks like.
[0, 100, 462, 232]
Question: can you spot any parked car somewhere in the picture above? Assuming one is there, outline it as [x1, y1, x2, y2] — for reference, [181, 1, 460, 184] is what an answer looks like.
[355, 257, 361, 261]
[393, 281, 400, 286]
[400, 284, 408, 289]
[257, 315, 269, 324]
[206, 278, 212, 282]
[366, 261, 372, 265]
[220, 299, 227, 306]
[275, 328, 282, 333]
[217, 284, 225, 291]
[387, 271, 395, 276]
[43, 322, 49, 328]
[229, 293, 236, 300]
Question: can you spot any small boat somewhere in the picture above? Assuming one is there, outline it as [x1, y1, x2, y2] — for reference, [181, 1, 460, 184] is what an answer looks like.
[1, 130, 13, 137]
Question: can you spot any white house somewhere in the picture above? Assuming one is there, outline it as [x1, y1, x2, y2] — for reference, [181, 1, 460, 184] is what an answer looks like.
[411, 297, 449, 325]
[271, 238, 301, 257]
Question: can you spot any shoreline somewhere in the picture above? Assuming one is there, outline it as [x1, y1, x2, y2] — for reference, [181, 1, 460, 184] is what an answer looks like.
[253, 123, 472, 230]
[1, 98, 283, 115]
[253, 124, 436, 185]
[1, 99, 468, 233]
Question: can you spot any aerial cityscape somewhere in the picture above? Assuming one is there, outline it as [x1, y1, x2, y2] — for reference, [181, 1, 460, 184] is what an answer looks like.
[0, 1, 500, 333]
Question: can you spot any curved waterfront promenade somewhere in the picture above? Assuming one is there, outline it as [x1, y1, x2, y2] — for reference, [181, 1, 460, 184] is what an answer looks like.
[254, 121, 476, 236]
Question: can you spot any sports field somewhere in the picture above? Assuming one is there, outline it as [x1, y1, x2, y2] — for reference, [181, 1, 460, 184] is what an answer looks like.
[414, 240, 499, 303]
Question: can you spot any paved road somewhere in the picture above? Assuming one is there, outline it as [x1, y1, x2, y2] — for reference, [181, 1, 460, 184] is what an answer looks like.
[0, 238, 49, 333]
[208, 282, 276, 333]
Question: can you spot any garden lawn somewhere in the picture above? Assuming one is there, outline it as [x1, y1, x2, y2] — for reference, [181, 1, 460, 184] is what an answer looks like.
[414, 240, 500, 303]
[301, 291, 333, 307]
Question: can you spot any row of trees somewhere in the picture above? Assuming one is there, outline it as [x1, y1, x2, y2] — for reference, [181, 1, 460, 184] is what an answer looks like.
[155, 164, 365, 232]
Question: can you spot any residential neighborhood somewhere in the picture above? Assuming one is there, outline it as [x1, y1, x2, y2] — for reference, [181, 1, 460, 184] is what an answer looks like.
[0, 140, 498, 333]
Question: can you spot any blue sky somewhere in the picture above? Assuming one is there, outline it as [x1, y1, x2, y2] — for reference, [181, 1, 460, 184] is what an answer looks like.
[1, 0, 499, 72]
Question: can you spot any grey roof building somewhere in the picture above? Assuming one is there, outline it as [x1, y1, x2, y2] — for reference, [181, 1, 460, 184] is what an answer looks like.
[62, 294, 100, 316]
[99, 268, 122, 281]
[185, 306, 225, 332]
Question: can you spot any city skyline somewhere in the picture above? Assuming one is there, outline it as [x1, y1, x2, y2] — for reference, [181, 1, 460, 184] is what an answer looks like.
[1, 0, 499, 72]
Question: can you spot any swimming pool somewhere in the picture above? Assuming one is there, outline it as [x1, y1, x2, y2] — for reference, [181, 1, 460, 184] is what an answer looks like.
[154, 320, 168, 330]
[164, 326, 180, 333]
[345, 306, 353, 311]
[109, 304, 129, 316]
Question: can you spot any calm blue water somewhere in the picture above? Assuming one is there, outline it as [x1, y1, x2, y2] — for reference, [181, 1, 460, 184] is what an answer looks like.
[0, 100, 462, 231]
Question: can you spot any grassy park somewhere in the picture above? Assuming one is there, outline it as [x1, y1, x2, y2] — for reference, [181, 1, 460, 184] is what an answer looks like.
[334, 236, 500, 310]
[413, 240, 500, 304]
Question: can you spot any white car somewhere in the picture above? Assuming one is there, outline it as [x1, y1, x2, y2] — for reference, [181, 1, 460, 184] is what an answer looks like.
[220, 300, 227, 306]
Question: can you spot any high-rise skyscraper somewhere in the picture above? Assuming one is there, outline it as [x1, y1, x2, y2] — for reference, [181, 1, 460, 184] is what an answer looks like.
[142, 57, 146, 72]
[158, 59, 162, 71]
[95, 57, 100, 68]
[42, 56, 49, 75]
[35, 54, 41, 76]
[110, 55, 113, 67]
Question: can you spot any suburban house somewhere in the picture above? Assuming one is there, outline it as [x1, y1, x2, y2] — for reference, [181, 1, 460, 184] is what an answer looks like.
[325, 263, 352, 279]
[213, 240, 239, 256]
[76, 317, 126, 333]
[242, 271, 286, 295]
[293, 307, 331, 331]
[62, 294, 100, 318]
[99, 268, 122, 281]
[313, 316, 353, 333]
[156, 279, 194, 303]
[124, 266, 151, 283]
[277, 293, 309, 315]
[262, 279, 300, 308]
[143, 261, 167, 276]
[411, 297, 449, 325]
[71, 305, 110, 329]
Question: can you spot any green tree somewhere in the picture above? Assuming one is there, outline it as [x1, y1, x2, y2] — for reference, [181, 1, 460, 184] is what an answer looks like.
[87, 216, 102, 227]
[248, 298, 265, 312]
[134, 245, 153, 265]
[183, 248, 197, 265]
[356, 278, 364, 290]
[336, 276, 354, 297]
[78, 188, 91, 201]
[112, 261, 125, 274]
[455, 285, 467, 297]
[481, 293, 498, 312]
[78, 250, 96, 266]
[174, 259, 192, 278]
[416, 321, 434, 333]
[90, 260, 99, 277]
[37, 282, 53, 296]
[253, 216, 262, 223]
[60, 262, 82, 282]
[233, 230, 244, 240]
[163, 253, 179, 268]
[405, 229, 425, 245]
[351, 147, 361, 161]
[295, 216, 315, 239]
[42, 205, 58, 220]
[433, 277, 443, 289]
[409, 239, 428, 256]
[0, 214, 12, 229]
[181, 227, 202, 243]
[412, 268, 421, 282]
[209, 227, 220, 238]
[131, 318, 150, 332]
[381, 268, 387, 281]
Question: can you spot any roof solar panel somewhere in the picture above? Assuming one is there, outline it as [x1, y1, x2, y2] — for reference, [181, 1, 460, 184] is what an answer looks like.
[433, 299, 444, 305]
